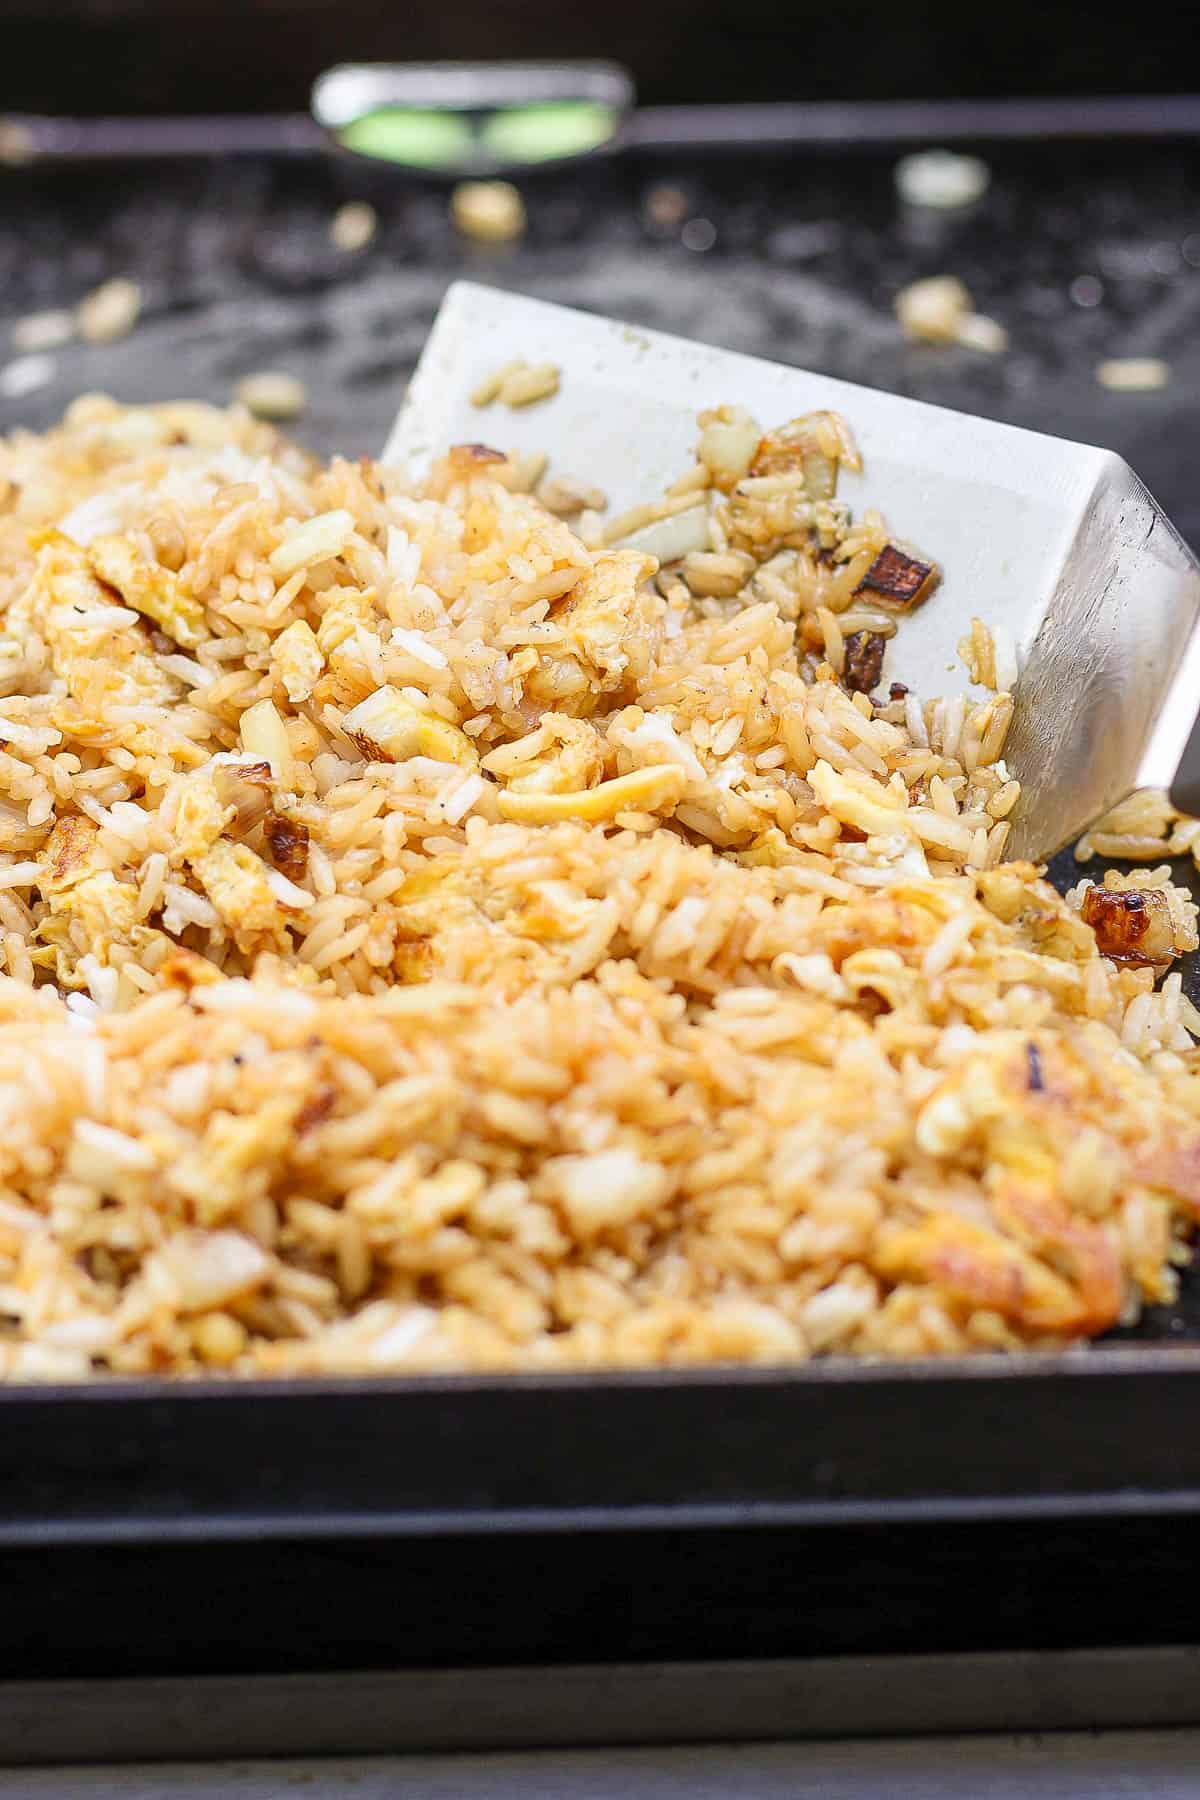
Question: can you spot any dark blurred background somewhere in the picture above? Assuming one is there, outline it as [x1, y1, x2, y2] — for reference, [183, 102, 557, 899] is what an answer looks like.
[5, 0, 1198, 113]
[5, 0, 1200, 554]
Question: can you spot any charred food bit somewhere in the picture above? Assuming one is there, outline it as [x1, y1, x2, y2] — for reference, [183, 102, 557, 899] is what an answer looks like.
[842, 630, 887, 694]
[855, 544, 939, 610]
[264, 810, 310, 883]
[1026, 1040, 1045, 1092]
[1081, 884, 1182, 968]
[446, 442, 508, 471]
[295, 1084, 337, 1133]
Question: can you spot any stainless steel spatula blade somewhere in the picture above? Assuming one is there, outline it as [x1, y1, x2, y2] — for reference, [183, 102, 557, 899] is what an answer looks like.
[385, 281, 1200, 860]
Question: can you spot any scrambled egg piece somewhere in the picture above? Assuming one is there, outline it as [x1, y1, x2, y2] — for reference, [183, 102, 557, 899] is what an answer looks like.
[343, 687, 477, 767]
[172, 1096, 304, 1227]
[313, 588, 382, 705]
[37, 815, 107, 893]
[496, 765, 685, 825]
[524, 551, 663, 718]
[35, 819, 140, 973]
[42, 870, 141, 972]
[18, 539, 177, 710]
[87, 533, 208, 649]
[481, 714, 606, 796]
[271, 619, 325, 704]
[191, 841, 293, 945]
[874, 1210, 1115, 1335]
[881, 1038, 1129, 1335]
[315, 588, 378, 655]
[173, 775, 236, 862]
[391, 849, 615, 984]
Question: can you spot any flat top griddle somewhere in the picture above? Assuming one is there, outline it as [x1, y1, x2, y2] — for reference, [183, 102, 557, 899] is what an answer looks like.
[5, 130, 1199, 1335]
[5, 136, 1200, 1691]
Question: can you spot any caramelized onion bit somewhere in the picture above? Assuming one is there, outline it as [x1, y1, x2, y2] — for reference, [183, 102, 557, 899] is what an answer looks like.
[295, 1084, 337, 1133]
[1081, 885, 1175, 967]
[855, 544, 939, 609]
[263, 810, 310, 883]
[447, 443, 508, 470]
[213, 760, 274, 832]
[749, 411, 861, 501]
[842, 630, 887, 694]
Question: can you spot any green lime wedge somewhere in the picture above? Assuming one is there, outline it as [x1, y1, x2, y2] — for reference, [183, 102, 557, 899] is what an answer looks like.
[479, 102, 618, 163]
[337, 109, 475, 169]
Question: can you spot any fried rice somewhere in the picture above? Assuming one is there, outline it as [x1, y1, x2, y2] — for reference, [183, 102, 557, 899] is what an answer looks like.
[0, 391, 1199, 1379]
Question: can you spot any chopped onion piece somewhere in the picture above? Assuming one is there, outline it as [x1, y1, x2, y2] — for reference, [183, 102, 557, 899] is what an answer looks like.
[616, 502, 710, 563]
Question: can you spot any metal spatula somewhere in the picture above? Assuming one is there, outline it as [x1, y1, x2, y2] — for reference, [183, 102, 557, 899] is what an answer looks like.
[384, 281, 1200, 861]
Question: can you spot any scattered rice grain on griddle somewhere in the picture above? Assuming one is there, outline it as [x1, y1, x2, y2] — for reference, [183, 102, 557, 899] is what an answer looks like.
[1078, 789, 1200, 866]
[0, 392, 1199, 1378]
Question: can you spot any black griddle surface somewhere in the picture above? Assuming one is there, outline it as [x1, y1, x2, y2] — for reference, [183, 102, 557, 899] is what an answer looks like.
[5, 141, 1200, 529]
[3, 134, 1200, 1343]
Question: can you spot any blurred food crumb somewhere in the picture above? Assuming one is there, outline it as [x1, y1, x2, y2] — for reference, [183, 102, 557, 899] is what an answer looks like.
[955, 313, 1009, 353]
[895, 275, 1007, 352]
[536, 474, 608, 516]
[681, 218, 717, 253]
[77, 278, 142, 345]
[1095, 356, 1170, 391]
[0, 354, 55, 398]
[895, 149, 990, 210]
[0, 120, 34, 166]
[11, 309, 74, 355]
[235, 371, 308, 421]
[451, 180, 527, 244]
[470, 359, 560, 409]
[645, 184, 689, 228]
[1070, 275, 1104, 308]
[330, 201, 378, 253]
[896, 275, 972, 343]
